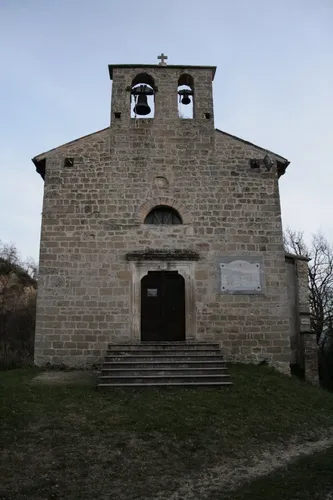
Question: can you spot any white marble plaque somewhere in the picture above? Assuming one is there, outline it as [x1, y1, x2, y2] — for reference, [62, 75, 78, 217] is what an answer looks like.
[220, 260, 261, 292]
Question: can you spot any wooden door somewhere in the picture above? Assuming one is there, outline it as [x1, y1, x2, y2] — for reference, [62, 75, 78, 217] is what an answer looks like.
[141, 271, 185, 341]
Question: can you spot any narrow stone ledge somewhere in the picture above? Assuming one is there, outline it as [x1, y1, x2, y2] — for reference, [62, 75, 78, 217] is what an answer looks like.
[126, 249, 200, 261]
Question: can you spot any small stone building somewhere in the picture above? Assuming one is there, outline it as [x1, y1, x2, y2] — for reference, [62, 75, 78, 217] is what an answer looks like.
[32, 57, 316, 379]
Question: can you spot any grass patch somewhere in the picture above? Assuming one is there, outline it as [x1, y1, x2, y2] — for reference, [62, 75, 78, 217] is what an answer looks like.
[222, 446, 333, 500]
[1, 363, 333, 499]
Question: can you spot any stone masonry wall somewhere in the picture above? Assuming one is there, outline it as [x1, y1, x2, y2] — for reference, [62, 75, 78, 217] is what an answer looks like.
[285, 255, 319, 383]
[34, 65, 291, 369]
[297, 258, 319, 383]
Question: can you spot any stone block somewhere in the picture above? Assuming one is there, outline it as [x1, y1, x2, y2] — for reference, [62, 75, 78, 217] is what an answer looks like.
[117, 271, 131, 280]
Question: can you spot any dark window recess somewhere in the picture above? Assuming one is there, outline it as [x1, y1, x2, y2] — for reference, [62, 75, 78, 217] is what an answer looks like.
[144, 206, 182, 225]
[64, 157, 74, 167]
[250, 159, 260, 169]
[204, 113, 211, 119]
[114, 112, 121, 119]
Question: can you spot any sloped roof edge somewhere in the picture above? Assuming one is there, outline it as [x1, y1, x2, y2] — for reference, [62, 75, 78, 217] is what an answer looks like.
[285, 252, 311, 262]
[32, 126, 290, 180]
[32, 127, 110, 162]
[215, 128, 289, 162]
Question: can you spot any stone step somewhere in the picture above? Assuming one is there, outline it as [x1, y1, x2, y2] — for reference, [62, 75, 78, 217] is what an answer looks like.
[105, 349, 223, 356]
[100, 367, 229, 376]
[101, 361, 227, 369]
[104, 354, 225, 362]
[99, 374, 231, 384]
[98, 342, 231, 389]
[107, 343, 220, 351]
[98, 381, 233, 388]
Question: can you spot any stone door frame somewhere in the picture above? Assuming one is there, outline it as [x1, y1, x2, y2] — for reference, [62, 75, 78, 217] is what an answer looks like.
[129, 260, 197, 342]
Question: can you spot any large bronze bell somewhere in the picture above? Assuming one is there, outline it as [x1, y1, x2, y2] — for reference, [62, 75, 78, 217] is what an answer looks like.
[134, 94, 151, 116]
[181, 92, 191, 105]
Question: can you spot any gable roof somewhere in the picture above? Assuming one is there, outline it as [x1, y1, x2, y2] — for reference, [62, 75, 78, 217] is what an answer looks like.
[32, 127, 110, 162]
[215, 129, 290, 178]
[215, 129, 289, 162]
[32, 127, 290, 180]
[32, 127, 110, 180]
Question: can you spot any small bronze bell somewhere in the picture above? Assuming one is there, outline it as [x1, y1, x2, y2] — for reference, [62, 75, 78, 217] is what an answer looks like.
[134, 94, 151, 116]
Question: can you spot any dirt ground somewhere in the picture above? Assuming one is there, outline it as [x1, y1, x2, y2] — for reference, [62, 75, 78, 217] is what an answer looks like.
[156, 432, 333, 500]
[31, 370, 98, 385]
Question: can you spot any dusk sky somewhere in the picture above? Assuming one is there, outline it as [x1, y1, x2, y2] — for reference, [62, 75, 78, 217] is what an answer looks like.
[0, 0, 332, 262]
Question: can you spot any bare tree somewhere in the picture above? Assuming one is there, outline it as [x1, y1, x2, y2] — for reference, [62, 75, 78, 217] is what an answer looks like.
[0, 241, 38, 279]
[284, 228, 333, 341]
[23, 257, 38, 280]
[0, 241, 19, 266]
[0, 241, 37, 368]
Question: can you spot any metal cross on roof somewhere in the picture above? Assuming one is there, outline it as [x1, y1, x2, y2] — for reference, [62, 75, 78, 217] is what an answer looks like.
[157, 53, 168, 66]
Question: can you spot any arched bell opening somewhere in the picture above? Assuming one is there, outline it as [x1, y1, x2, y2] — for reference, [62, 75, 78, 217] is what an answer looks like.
[130, 73, 155, 119]
[178, 73, 194, 119]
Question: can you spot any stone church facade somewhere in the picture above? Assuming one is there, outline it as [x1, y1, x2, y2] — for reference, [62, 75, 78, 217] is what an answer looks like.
[32, 58, 315, 378]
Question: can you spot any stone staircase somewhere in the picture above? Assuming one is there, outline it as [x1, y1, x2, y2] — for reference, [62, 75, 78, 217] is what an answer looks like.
[98, 342, 232, 388]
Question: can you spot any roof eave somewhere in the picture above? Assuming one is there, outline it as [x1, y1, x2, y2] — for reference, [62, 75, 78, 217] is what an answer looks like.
[32, 126, 110, 167]
[215, 128, 289, 162]
[215, 128, 290, 177]
[109, 64, 216, 81]
[32, 157, 46, 180]
[285, 252, 311, 262]
[277, 160, 290, 178]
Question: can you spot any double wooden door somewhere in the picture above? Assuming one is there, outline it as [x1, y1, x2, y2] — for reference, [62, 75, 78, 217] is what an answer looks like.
[141, 271, 185, 341]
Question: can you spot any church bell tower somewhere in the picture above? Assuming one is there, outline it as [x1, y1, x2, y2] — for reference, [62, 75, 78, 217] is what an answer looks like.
[108, 54, 216, 129]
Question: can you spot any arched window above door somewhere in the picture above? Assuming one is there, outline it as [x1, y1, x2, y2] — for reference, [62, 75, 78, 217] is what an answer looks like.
[144, 205, 182, 225]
